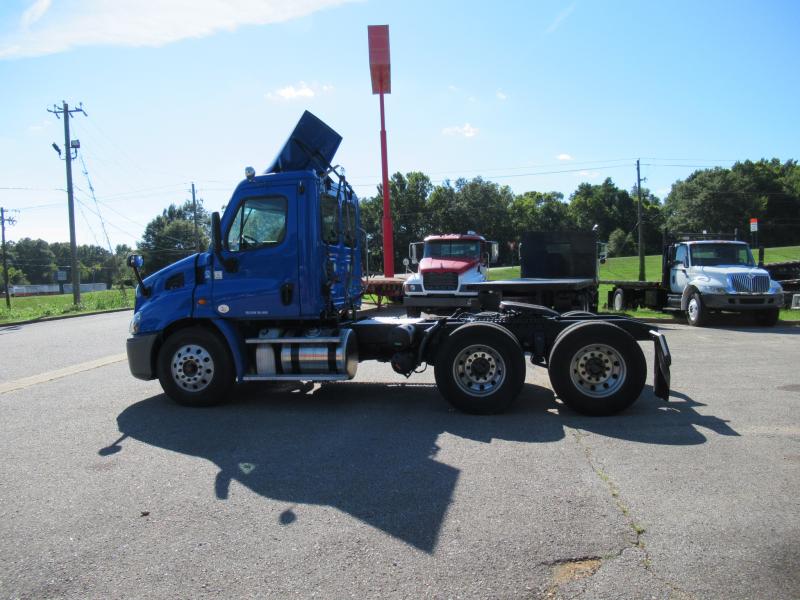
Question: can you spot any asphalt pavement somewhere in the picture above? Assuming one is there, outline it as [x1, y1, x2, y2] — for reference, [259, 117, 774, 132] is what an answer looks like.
[1, 312, 798, 599]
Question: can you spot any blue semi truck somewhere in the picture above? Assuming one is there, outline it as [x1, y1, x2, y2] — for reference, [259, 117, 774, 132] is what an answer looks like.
[126, 112, 672, 416]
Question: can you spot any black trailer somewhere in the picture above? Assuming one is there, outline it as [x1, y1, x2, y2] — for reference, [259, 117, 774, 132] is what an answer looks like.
[464, 231, 603, 312]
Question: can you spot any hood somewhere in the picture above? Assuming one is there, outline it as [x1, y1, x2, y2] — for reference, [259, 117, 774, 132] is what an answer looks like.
[419, 256, 479, 275]
[694, 265, 768, 279]
[265, 110, 342, 175]
[143, 253, 198, 287]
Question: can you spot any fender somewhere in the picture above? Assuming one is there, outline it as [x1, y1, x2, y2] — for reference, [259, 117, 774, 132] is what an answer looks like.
[209, 318, 247, 380]
[680, 285, 698, 311]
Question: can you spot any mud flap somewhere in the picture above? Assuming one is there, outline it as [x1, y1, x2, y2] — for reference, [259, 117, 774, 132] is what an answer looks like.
[650, 330, 671, 400]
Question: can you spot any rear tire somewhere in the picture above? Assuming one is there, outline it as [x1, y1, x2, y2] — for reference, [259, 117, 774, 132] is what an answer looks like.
[548, 321, 646, 416]
[157, 326, 234, 407]
[754, 308, 779, 327]
[434, 323, 526, 414]
[612, 289, 625, 312]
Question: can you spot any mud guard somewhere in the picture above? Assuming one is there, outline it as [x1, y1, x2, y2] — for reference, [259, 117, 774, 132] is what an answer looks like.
[651, 330, 671, 400]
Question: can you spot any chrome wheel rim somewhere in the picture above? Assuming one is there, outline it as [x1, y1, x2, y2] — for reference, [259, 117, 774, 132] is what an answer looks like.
[569, 344, 626, 398]
[688, 298, 699, 322]
[452, 344, 506, 397]
[171, 344, 215, 392]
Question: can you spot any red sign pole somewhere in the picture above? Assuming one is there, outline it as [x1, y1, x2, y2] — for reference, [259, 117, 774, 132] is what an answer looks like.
[368, 25, 394, 277]
[379, 87, 394, 276]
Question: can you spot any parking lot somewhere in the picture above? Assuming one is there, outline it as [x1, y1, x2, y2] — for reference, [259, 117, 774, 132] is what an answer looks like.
[1, 312, 798, 599]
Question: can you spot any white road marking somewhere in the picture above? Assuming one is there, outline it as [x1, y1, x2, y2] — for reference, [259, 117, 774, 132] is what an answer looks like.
[0, 353, 127, 395]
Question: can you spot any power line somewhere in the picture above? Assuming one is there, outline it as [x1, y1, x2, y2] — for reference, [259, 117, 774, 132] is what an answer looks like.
[79, 154, 115, 254]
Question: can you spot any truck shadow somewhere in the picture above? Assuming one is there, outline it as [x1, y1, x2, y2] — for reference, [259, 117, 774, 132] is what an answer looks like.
[103, 382, 736, 553]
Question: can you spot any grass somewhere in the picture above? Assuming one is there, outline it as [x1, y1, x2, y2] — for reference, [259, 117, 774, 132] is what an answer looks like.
[0, 288, 134, 325]
[491, 245, 800, 321]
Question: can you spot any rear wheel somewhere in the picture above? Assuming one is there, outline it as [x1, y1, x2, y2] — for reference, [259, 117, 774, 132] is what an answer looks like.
[548, 321, 646, 415]
[754, 308, 779, 327]
[157, 326, 234, 407]
[612, 289, 625, 312]
[434, 323, 526, 414]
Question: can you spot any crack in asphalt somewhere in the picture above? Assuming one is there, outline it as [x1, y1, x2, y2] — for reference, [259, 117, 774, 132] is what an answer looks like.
[561, 427, 698, 600]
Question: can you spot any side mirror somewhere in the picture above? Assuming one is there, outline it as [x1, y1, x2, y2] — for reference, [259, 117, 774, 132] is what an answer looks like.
[126, 254, 144, 269]
[211, 212, 222, 254]
[490, 241, 499, 264]
[126, 254, 149, 297]
[409, 242, 420, 265]
[402, 257, 410, 267]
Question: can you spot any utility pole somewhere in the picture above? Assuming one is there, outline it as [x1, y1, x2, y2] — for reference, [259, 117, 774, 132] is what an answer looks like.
[48, 101, 87, 305]
[636, 159, 645, 282]
[191, 182, 199, 252]
[1, 207, 17, 309]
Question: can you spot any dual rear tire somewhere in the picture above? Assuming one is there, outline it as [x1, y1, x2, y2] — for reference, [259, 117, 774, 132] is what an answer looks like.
[433, 321, 647, 416]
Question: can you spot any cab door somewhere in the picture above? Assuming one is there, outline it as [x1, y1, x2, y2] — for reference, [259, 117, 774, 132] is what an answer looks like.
[670, 244, 689, 294]
[212, 185, 300, 318]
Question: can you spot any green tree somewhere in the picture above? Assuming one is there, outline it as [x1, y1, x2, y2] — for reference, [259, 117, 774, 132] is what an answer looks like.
[607, 228, 635, 257]
[509, 191, 575, 236]
[139, 200, 210, 274]
[11, 238, 56, 284]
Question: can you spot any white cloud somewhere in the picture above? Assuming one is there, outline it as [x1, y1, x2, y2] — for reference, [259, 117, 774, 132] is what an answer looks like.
[1, 0, 357, 60]
[578, 170, 601, 179]
[28, 119, 53, 133]
[546, 2, 576, 34]
[265, 81, 333, 101]
[442, 123, 479, 138]
[496, 90, 507, 101]
[21, 0, 51, 28]
[447, 85, 459, 92]
[556, 153, 573, 161]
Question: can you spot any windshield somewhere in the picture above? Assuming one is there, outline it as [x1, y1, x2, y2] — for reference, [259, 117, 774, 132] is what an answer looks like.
[424, 241, 480, 259]
[689, 243, 755, 267]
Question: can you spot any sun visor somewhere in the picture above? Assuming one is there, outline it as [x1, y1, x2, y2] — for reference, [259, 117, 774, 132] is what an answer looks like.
[265, 111, 342, 175]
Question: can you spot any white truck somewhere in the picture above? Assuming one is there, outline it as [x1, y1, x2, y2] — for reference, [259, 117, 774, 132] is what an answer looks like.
[607, 236, 784, 326]
[402, 233, 498, 317]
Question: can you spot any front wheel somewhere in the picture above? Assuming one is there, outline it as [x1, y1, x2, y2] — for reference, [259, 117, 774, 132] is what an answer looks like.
[434, 323, 526, 414]
[754, 308, 779, 327]
[686, 291, 707, 327]
[548, 321, 646, 416]
[157, 326, 234, 407]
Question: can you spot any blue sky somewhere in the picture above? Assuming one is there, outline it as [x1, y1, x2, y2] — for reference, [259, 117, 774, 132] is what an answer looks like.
[1, 0, 798, 246]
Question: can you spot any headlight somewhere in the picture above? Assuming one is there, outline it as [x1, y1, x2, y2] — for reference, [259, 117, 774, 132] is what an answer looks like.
[129, 311, 142, 335]
[769, 282, 783, 294]
[697, 283, 728, 294]
[404, 283, 422, 293]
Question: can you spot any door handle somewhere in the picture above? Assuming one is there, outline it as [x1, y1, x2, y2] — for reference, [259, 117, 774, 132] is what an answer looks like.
[280, 282, 294, 305]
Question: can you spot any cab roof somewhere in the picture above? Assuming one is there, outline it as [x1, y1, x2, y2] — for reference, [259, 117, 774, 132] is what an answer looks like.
[424, 233, 485, 242]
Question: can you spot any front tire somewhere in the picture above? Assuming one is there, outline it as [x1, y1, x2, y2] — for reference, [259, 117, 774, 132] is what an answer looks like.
[434, 323, 526, 415]
[686, 291, 707, 327]
[754, 308, 779, 327]
[548, 321, 646, 416]
[405, 306, 422, 318]
[157, 326, 234, 407]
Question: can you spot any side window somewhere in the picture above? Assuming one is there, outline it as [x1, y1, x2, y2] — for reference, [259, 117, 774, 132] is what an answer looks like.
[321, 193, 340, 245]
[343, 199, 356, 248]
[227, 196, 287, 252]
[674, 245, 687, 266]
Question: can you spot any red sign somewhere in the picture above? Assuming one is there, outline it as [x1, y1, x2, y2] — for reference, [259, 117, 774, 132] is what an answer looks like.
[368, 25, 391, 94]
[750, 218, 758, 232]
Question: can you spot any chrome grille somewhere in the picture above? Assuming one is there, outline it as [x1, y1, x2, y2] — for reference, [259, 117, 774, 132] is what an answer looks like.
[730, 273, 770, 293]
[423, 272, 459, 291]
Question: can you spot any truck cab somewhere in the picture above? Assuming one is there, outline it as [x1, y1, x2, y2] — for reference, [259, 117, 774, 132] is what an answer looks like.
[665, 239, 783, 326]
[403, 233, 498, 317]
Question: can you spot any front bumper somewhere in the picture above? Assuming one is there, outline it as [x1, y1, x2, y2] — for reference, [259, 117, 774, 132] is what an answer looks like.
[126, 333, 159, 380]
[702, 293, 782, 310]
[404, 295, 476, 308]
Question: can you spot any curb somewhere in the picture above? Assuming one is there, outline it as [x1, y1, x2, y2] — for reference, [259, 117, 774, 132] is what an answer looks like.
[0, 306, 133, 328]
